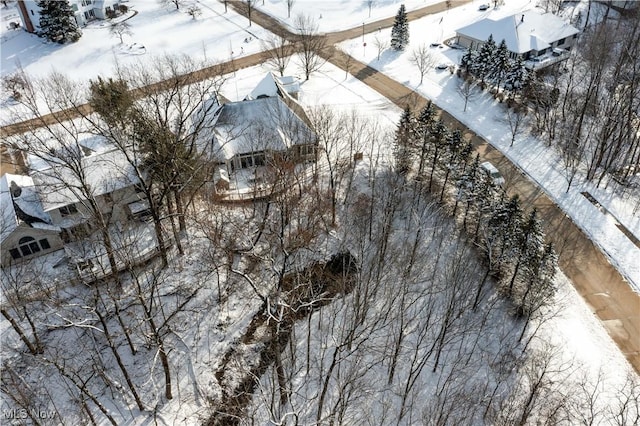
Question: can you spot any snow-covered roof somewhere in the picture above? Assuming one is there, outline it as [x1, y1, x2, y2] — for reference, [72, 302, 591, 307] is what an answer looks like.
[0, 173, 53, 243]
[211, 96, 315, 161]
[456, 10, 579, 54]
[30, 145, 140, 212]
[247, 73, 300, 100]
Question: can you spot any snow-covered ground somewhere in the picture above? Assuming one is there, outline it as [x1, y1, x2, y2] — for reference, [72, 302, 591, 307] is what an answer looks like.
[255, 0, 443, 32]
[1, 0, 638, 422]
[0, 0, 267, 80]
[337, 0, 640, 292]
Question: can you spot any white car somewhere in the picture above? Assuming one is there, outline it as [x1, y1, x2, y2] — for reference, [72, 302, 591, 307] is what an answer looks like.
[436, 63, 451, 70]
[480, 161, 505, 186]
[478, 4, 490, 11]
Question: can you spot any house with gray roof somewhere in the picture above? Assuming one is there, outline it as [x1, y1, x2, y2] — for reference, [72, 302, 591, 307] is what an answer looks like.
[203, 75, 317, 195]
[455, 10, 580, 68]
[1, 173, 63, 266]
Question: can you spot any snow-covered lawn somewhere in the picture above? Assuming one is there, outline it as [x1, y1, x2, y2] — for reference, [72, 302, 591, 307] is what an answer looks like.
[0, 0, 267, 80]
[255, 0, 444, 32]
[337, 0, 640, 291]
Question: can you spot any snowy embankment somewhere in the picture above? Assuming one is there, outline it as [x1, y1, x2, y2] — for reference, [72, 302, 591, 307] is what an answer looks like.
[338, 1, 640, 292]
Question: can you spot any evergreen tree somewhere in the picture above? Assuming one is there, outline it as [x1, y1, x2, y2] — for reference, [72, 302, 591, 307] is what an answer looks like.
[390, 4, 409, 51]
[416, 101, 437, 138]
[506, 208, 544, 295]
[504, 56, 529, 93]
[476, 35, 496, 83]
[89, 77, 134, 127]
[395, 105, 418, 147]
[515, 242, 557, 336]
[393, 106, 417, 175]
[37, 0, 82, 43]
[487, 194, 523, 273]
[491, 39, 511, 89]
[439, 129, 464, 201]
[428, 119, 449, 191]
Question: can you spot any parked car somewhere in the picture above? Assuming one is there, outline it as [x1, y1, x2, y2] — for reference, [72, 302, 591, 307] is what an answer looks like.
[436, 63, 451, 70]
[480, 161, 505, 186]
[430, 42, 442, 48]
[478, 4, 490, 11]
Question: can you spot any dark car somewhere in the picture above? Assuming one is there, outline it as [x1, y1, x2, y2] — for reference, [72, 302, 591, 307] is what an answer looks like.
[478, 4, 490, 11]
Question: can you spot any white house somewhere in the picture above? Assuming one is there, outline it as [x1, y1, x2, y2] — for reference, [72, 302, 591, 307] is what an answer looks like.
[455, 10, 580, 68]
[27, 136, 146, 244]
[0, 133, 151, 266]
[16, 0, 121, 34]
[208, 96, 317, 179]
[197, 74, 316, 195]
[1, 173, 63, 266]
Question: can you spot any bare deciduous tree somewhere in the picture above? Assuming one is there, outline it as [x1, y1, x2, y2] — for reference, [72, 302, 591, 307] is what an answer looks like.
[286, 0, 295, 18]
[505, 105, 527, 146]
[458, 80, 478, 112]
[410, 44, 437, 84]
[261, 34, 294, 76]
[373, 34, 388, 61]
[187, 5, 202, 19]
[109, 21, 131, 44]
[294, 14, 328, 80]
[160, 0, 182, 10]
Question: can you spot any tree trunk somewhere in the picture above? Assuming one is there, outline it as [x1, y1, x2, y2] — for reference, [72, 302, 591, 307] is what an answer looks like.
[1, 309, 40, 355]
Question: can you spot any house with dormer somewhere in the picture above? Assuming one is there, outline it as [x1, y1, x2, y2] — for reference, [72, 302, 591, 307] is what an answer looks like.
[1, 173, 63, 266]
[203, 73, 317, 195]
[1, 134, 150, 268]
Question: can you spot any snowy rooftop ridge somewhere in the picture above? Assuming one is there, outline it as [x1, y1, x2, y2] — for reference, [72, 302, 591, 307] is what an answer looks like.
[211, 96, 316, 161]
[247, 72, 301, 101]
[29, 144, 140, 212]
[0, 173, 52, 243]
[456, 10, 580, 53]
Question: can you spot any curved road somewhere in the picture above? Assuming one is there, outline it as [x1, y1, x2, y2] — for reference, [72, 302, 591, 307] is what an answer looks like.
[1, 0, 638, 373]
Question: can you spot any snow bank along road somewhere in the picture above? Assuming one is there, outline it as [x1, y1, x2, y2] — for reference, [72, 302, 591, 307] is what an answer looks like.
[1, 0, 638, 374]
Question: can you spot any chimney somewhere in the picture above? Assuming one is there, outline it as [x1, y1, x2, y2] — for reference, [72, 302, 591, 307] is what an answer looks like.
[10, 181, 22, 198]
[521, 14, 524, 23]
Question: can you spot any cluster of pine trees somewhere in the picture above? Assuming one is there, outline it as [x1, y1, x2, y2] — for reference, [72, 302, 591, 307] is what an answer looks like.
[393, 103, 557, 329]
[460, 35, 530, 93]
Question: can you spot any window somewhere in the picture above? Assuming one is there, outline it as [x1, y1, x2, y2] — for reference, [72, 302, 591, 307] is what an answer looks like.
[59, 204, 78, 217]
[557, 37, 566, 46]
[9, 249, 21, 260]
[18, 237, 40, 257]
[39, 239, 51, 250]
[30, 10, 34, 15]
[237, 152, 265, 169]
[298, 144, 315, 157]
